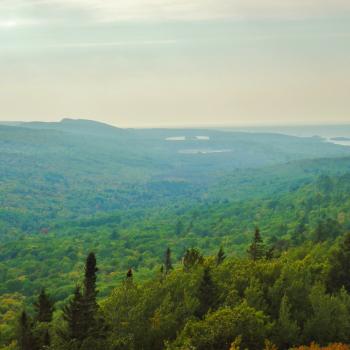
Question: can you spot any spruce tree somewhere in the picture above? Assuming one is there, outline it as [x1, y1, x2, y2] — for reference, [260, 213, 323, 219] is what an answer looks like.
[83, 252, 98, 310]
[216, 246, 226, 266]
[164, 247, 173, 274]
[183, 248, 204, 271]
[34, 289, 54, 323]
[196, 267, 217, 318]
[126, 268, 133, 279]
[82, 252, 99, 336]
[62, 286, 84, 342]
[247, 227, 265, 261]
[18, 311, 36, 350]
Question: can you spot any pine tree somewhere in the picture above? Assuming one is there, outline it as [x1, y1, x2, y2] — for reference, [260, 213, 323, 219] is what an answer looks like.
[164, 247, 173, 274]
[216, 246, 226, 266]
[18, 311, 36, 350]
[83, 252, 98, 310]
[34, 289, 54, 323]
[62, 286, 84, 342]
[82, 252, 99, 336]
[196, 267, 217, 318]
[183, 248, 204, 271]
[247, 227, 265, 261]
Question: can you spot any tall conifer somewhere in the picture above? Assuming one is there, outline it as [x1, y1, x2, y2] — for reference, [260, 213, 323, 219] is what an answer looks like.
[62, 286, 84, 342]
[196, 267, 217, 318]
[247, 227, 265, 261]
[164, 247, 173, 274]
[34, 289, 54, 323]
[82, 252, 99, 336]
[18, 311, 36, 350]
[216, 247, 226, 266]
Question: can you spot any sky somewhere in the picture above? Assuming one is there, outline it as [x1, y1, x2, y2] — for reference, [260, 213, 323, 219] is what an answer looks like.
[0, 0, 350, 127]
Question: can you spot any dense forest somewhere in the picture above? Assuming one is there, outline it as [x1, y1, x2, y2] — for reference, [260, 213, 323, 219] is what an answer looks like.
[2, 120, 350, 349]
[3, 232, 350, 349]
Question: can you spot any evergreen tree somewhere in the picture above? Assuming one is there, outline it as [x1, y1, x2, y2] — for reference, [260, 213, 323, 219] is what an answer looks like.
[82, 252, 99, 337]
[247, 227, 265, 261]
[183, 248, 204, 272]
[216, 247, 226, 266]
[83, 252, 98, 311]
[18, 311, 36, 350]
[164, 247, 173, 274]
[34, 289, 54, 323]
[126, 268, 133, 279]
[196, 267, 217, 318]
[62, 286, 84, 343]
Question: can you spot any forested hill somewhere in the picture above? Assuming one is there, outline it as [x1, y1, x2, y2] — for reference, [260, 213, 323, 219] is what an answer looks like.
[2, 120, 350, 349]
[1, 168, 350, 304]
[1, 120, 350, 234]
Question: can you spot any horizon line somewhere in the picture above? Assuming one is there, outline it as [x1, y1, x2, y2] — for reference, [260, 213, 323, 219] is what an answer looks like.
[1, 118, 350, 130]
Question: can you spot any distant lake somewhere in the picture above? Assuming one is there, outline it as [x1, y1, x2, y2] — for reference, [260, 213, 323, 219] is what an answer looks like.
[179, 149, 231, 154]
[326, 139, 350, 147]
[165, 136, 210, 141]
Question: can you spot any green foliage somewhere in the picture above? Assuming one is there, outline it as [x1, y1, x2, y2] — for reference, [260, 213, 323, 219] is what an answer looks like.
[247, 228, 265, 261]
[273, 295, 300, 348]
[34, 289, 54, 323]
[17, 311, 36, 350]
[183, 248, 204, 272]
[196, 267, 217, 318]
[171, 302, 270, 350]
[303, 284, 350, 345]
[3, 122, 350, 348]
[82, 252, 99, 332]
[327, 233, 350, 293]
[164, 248, 173, 275]
[61, 286, 85, 344]
[4, 235, 350, 349]
[216, 247, 226, 266]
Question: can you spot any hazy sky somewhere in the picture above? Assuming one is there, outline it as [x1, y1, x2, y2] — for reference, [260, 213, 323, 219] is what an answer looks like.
[1, 0, 350, 127]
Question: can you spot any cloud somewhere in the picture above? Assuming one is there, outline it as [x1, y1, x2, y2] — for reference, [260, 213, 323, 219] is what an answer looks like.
[1, 0, 350, 25]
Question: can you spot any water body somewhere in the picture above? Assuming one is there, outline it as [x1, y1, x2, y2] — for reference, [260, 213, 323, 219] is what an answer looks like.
[218, 125, 350, 147]
[165, 136, 210, 141]
[179, 149, 231, 154]
[165, 136, 186, 141]
[325, 139, 350, 147]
